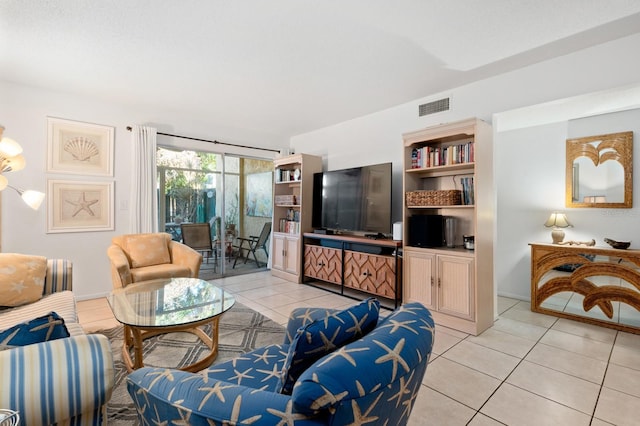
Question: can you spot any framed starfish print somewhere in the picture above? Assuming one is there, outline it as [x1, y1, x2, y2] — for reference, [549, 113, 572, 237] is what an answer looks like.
[47, 180, 114, 233]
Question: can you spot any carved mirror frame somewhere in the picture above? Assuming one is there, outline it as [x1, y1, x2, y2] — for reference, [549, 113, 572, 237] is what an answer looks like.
[566, 131, 633, 208]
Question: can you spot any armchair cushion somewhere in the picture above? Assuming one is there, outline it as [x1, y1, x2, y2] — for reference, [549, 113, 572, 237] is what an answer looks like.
[0, 254, 47, 307]
[278, 297, 380, 394]
[0, 311, 69, 350]
[124, 233, 171, 268]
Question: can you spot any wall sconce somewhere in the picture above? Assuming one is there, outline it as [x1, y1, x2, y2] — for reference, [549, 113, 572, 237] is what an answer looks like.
[0, 126, 45, 210]
[544, 212, 572, 244]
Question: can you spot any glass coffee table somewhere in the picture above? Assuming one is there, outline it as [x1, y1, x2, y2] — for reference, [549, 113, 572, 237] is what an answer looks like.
[108, 277, 235, 373]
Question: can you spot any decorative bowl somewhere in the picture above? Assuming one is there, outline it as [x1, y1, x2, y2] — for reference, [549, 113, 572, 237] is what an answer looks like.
[604, 238, 631, 250]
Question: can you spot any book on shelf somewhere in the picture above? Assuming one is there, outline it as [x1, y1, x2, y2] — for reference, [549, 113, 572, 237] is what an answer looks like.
[460, 177, 475, 205]
[411, 141, 474, 169]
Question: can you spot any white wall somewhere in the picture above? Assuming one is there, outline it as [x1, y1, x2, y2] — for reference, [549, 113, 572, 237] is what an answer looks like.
[291, 32, 640, 301]
[0, 83, 285, 299]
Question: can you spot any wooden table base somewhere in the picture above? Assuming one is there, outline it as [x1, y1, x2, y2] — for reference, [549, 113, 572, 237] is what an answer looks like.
[121, 316, 220, 373]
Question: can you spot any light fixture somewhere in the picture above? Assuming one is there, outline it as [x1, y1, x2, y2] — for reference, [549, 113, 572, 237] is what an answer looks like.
[0, 126, 45, 210]
[544, 212, 572, 244]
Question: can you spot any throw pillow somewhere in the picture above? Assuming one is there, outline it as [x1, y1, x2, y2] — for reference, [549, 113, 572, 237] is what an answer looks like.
[0, 254, 47, 307]
[277, 297, 380, 395]
[0, 312, 70, 351]
[125, 234, 171, 268]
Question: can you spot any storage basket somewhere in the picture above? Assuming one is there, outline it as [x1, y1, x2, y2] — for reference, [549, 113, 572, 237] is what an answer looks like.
[275, 194, 297, 205]
[406, 189, 462, 207]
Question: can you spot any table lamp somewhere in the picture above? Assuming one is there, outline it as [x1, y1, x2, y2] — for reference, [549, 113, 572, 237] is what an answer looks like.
[544, 212, 572, 244]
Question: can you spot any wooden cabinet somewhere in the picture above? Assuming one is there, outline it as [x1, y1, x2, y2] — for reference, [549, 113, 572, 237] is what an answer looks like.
[344, 251, 397, 299]
[272, 234, 300, 276]
[303, 233, 402, 306]
[304, 245, 342, 285]
[402, 118, 493, 335]
[271, 154, 323, 283]
[404, 249, 474, 321]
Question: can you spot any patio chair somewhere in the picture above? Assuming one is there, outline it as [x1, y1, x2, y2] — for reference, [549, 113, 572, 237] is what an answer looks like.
[181, 223, 216, 265]
[233, 222, 271, 268]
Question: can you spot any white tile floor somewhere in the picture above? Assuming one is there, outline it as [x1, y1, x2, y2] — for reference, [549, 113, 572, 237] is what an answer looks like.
[78, 271, 640, 425]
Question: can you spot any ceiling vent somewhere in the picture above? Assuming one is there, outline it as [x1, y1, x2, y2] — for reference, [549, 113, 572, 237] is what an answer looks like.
[418, 97, 450, 117]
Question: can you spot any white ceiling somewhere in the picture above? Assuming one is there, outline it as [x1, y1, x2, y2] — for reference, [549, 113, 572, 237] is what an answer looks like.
[2, 0, 640, 143]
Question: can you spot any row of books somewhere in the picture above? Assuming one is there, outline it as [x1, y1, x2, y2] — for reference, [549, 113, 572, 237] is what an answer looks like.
[411, 141, 474, 169]
[278, 219, 300, 234]
[460, 177, 475, 205]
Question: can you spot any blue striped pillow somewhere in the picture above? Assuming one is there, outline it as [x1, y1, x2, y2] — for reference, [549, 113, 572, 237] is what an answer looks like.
[0, 312, 69, 350]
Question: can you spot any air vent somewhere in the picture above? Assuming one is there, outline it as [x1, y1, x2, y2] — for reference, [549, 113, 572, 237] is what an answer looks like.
[418, 97, 450, 117]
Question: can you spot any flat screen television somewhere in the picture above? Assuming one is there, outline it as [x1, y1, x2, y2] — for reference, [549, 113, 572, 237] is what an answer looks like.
[313, 162, 392, 234]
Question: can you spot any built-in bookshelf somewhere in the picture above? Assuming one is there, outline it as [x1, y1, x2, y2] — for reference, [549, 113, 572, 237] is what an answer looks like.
[271, 153, 323, 283]
[402, 118, 494, 335]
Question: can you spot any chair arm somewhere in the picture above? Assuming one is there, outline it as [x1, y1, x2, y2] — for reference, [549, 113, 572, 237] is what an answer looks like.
[107, 244, 132, 289]
[43, 258, 73, 295]
[283, 307, 339, 344]
[169, 241, 203, 278]
[127, 367, 325, 425]
[0, 334, 114, 426]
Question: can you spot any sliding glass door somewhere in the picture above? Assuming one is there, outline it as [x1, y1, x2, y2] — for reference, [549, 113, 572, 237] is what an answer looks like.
[157, 148, 272, 278]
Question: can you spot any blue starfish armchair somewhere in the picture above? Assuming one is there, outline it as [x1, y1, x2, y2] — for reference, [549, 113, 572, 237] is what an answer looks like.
[126, 299, 435, 425]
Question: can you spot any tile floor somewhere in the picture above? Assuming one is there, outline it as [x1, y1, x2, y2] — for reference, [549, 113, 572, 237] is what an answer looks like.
[78, 271, 640, 425]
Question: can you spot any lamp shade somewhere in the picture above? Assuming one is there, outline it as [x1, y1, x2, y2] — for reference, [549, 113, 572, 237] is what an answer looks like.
[20, 189, 45, 210]
[0, 137, 23, 157]
[544, 212, 572, 228]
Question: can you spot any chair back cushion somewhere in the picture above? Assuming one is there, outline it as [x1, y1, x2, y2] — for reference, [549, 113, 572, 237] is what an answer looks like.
[115, 233, 172, 268]
[291, 302, 435, 425]
[0, 254, 47, 307]
[278, 297, 380, 394]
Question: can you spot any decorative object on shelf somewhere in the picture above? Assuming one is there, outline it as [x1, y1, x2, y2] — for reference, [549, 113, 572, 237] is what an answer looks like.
[544, 212, 572, 244]
[47, 117, 114, 176]
[463, 234, 475, 250]
[558, 239, 596, 246]
[0, 126, 45, 210]
[47, 179, 114, 233]
[604, 237, 631, 250]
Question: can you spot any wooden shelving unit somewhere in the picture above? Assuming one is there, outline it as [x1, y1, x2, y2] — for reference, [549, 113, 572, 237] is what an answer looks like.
[402, 117, 494, 335]
[271, 153, 323, 283]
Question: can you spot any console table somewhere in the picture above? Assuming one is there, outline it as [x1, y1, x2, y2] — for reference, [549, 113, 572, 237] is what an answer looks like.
[530, 242, 640, 334]
[303, 233, 402, 307]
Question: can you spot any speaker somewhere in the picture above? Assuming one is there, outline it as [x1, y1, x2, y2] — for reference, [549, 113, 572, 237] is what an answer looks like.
[408, 215, 444, 247]
[393, 222, 403, 241]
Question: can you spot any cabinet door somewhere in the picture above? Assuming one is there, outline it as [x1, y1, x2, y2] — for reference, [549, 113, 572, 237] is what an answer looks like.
[437, 255, 474, 320]
[283, 236, 300, 275]
[344, 251, 397, 298]
[304, 245, 342, 285]
[404, 250, 436, 310]
[272, 234, 286, 271]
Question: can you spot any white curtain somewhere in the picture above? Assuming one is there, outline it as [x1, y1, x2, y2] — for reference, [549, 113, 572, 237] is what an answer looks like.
[129, 125, 158, 233]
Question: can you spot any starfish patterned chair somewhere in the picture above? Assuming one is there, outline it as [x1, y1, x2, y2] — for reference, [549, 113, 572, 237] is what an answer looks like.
[107, 232, 203, 289]
[126, 298, 435, 425]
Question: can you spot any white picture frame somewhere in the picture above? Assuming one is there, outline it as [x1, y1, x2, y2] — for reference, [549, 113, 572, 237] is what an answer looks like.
[47, 179, 114, 233]
[47, 117, 114, 176]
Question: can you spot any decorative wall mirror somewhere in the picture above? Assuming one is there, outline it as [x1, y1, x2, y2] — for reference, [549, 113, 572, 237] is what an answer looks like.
[566, 131, 633, 208]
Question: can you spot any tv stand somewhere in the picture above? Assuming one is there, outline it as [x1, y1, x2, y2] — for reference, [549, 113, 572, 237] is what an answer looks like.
[302, 233, 402, 307]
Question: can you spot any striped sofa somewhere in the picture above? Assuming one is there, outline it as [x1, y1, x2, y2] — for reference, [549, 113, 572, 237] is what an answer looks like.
[0, 257, 115, 426]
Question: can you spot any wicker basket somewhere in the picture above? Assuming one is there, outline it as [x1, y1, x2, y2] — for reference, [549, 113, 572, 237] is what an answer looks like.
[406, 190, 462, 207]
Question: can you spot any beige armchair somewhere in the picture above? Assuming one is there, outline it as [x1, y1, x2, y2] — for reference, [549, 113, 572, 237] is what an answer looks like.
[107, 232, 202, 289]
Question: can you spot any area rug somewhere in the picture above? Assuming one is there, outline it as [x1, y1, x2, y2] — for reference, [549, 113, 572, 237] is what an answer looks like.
[96, 302, 285, 425]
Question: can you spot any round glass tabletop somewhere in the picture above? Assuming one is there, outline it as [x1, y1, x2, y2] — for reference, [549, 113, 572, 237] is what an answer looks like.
[108, 277, 235, 328]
